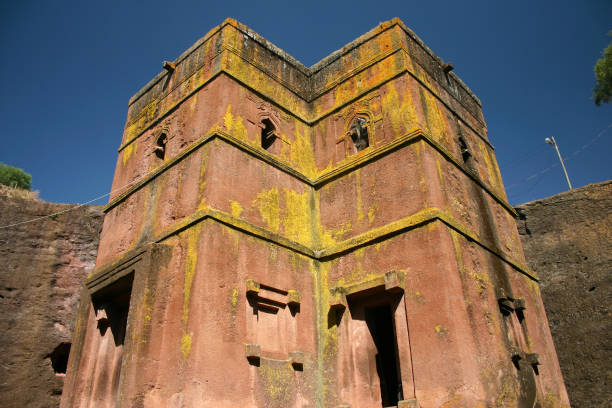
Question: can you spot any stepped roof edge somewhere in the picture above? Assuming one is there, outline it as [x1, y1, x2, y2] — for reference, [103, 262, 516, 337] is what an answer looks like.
[128, 17, 481, 108]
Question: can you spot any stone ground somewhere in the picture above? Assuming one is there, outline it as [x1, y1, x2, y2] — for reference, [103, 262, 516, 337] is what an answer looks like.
[516, 180, 612, 408]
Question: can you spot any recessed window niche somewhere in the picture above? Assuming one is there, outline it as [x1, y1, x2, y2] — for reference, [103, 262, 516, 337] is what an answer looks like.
[154, 133, 168, 160]
[260, 119, 277, 151]
[48, 342, 71, 376]
[88, 272, 134, 404]
[348, 116, 370, 153]
[245, 279, 300, 363]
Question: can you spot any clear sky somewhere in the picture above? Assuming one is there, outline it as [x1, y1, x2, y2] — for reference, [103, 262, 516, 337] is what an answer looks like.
[1, 0, 610, 206]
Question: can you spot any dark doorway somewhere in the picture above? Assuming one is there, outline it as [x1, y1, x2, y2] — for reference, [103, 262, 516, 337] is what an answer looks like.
[93, 273, 134, 347]
[48, 342, 71, 375]
[88, 273, 134, 404]
[364, 305, 402, 407]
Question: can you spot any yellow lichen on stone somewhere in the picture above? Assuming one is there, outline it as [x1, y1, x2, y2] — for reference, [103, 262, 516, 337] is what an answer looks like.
[254, 188, 280, 233]
[188, 90, 198, 114]
[382, 84, 405, 138]
[495, 373, 519, 407]
[450, 230, 466, 277]
[197, 147, 209, 208]
[229, 287, 239, 331]
[436, 159, 445, 185]
[230, 200, 243, 218]
[122, 141, 138, 166]
[435, 324, 449, 336]
[230, 287, 239, 308]
[180, 333, 192, 359]
[543, 392, 570, 408]
[223, 104, 234, 133]
[367, 205, 376, 225]
[183, 223, 202, 325]
[143, 287, 152, 322]
[289, 126, 318, 178]
[222, 103, 250, 145]
[478, 141, 501, 192]
[470, 270, 490, 293]
[283, 188, 313, 247]
[419, 78, 450, 143]
[355, 170, 365, 222]
[313, 260, 337, 405]
[258, 362, 293, 405]
[451, 196, 469, 223]
[124, 99, 159, 144]
[233, 114, 249, 142]
[320, 221, 352, 248]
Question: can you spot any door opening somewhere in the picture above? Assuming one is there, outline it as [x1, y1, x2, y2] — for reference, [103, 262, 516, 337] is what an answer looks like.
[364, 305, 402, 407]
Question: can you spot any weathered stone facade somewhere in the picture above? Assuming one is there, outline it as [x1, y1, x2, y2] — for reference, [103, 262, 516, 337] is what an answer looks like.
[61, 18, 569, 407]
[516, 180, 612, 408]
[0, 186, 103, 408]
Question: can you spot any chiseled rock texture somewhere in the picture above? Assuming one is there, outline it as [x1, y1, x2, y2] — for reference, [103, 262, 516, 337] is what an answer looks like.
[61, 18, 568, 408]
[0, 186, 104, 408]
[516, 180, 612, 408]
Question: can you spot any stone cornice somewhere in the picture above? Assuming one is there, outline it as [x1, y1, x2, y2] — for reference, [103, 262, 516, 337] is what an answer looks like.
[91, 206, 537, 286]
[105, 129, 516, 217]
[122, 18, 488, 154]
[129, 18, 480, 108]
[119, 49, 490, 155]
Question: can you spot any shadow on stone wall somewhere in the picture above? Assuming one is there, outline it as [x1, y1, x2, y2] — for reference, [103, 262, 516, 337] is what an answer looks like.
[516, 180, 612, 408]
[0, 180, 609, 407]
[0, 186, 104, 408]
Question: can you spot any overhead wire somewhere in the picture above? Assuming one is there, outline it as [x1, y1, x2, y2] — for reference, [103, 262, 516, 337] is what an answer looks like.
[505, 122, 612, 193]
[0, 174, 143, 230]
[1, 123, 610, 229]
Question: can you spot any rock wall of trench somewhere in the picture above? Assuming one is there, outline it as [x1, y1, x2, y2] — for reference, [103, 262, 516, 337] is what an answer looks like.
[515, 180, 612, 408]
[0, 187, 104, 408]
[0, 180, 609, 407]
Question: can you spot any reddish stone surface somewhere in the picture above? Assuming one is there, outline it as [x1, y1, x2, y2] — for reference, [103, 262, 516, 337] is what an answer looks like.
[62, 18, 569, 407]
[0, 186, 103, 408]
[516, 181, 612, 408]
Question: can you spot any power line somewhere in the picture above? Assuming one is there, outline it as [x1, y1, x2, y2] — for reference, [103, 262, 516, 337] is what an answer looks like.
[0, 176, 142, 229]
[1, 123, 610, 229]
[505, 122, 611, 192]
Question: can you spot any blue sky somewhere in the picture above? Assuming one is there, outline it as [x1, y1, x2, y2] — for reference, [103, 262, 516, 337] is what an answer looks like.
[1, 0, 610, 205]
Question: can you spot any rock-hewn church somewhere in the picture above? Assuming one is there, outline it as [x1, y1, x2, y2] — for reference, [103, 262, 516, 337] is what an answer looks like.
[61, 18, 569, 407]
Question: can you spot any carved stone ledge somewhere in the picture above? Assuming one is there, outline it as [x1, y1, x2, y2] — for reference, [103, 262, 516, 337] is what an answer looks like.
[287, 289, 301, 306]
[245, 343, 261, 365]
[384, 270, 405, 293]
[246, 279, 260, 297]
[329, 288, 347, 311]
[398, 399, 419, 408]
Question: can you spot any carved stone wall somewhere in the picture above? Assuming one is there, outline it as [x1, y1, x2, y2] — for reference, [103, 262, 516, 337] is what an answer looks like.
[61, 18, 570, 407]
[516, 180, 612, 408]
[0, 186, 104, 408]
[3, 177, 608, 407]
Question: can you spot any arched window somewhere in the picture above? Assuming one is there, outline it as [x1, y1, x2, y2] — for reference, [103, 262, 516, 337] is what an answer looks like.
[458, 136, 471, 162]
[260, 119, 276, 150]
[348, 117, 369, 152]
[154, 133, 168, 160]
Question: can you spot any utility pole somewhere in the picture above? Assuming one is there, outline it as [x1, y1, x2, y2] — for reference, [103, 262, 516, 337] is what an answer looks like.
[545, 136, 572, 189]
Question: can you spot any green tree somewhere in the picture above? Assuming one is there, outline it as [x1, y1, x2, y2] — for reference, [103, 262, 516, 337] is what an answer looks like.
[594, 31, 612, 106]
[0, 162, 32, 190]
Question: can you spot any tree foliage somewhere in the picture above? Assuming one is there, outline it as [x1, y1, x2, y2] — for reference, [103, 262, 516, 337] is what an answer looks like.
[0, 162, 32, 190]
[594, 31, 612, 106]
